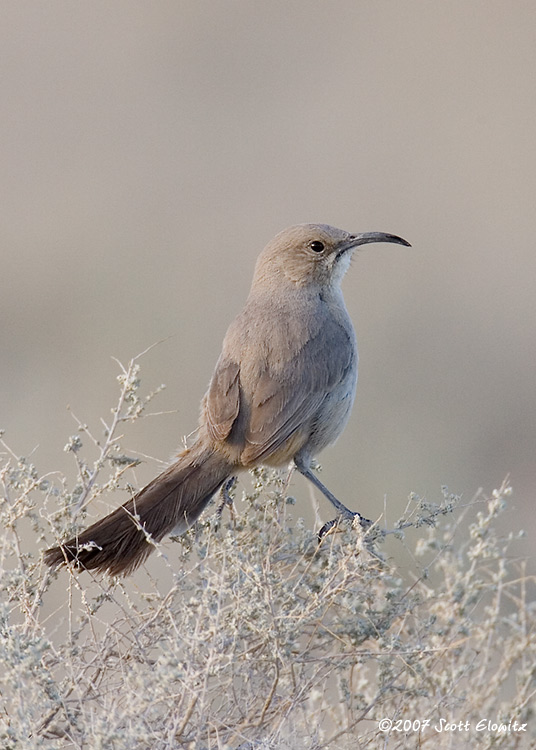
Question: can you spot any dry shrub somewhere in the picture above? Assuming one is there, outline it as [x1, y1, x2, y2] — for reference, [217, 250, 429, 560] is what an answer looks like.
[1, 358, 534, 749]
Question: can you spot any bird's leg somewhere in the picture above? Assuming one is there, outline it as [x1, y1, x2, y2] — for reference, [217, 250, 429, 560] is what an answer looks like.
[216, 476, 237, 518]
[293, 459, 372, 536]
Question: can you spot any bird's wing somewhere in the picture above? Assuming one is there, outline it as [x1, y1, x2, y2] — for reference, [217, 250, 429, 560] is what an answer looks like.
[241, 319, 355, 463]
[205, 357, 240, 442]
[205, 313, 355, 464]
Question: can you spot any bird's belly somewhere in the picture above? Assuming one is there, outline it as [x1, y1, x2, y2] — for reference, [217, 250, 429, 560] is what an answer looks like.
[255, 430, 310, 468]
[260, 378, 357, 468]
[309, 389, 355, 453]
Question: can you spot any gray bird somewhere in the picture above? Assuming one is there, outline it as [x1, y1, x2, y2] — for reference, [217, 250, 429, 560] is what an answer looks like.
[45, 224, 410, 575]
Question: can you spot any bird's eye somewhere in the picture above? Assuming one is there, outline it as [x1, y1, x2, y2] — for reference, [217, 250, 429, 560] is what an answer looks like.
[309, 240, 325, 253]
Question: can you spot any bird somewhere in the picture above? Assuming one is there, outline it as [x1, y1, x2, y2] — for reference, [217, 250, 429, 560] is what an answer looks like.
[44, 223, 410, 576]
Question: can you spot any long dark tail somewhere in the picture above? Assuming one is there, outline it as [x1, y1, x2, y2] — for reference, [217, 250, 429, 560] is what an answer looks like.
[44, 443, 232, 576]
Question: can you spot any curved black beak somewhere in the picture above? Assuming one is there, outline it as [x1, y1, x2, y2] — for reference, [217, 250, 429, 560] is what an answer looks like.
[348, 232, 411, 250]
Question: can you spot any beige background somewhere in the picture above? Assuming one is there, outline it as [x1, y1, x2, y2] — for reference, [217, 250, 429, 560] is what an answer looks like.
[2, 2, 535, 563]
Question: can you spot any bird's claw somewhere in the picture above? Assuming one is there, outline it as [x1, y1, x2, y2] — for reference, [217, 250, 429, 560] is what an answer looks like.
[318, 511, 372, 540]
[216, 476, 237, 517]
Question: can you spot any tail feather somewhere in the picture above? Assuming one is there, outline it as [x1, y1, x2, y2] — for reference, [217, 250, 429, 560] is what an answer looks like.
[44, 444, 232, 576]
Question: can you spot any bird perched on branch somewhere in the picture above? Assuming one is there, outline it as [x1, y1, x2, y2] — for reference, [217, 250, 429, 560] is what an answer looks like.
[45, 223, 410, 576]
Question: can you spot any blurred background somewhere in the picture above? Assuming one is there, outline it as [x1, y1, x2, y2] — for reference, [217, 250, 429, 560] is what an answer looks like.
[2, 1, 535, 567]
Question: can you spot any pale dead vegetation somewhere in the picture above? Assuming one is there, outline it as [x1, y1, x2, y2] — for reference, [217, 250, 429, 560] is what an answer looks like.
[1, 358, 534, 749]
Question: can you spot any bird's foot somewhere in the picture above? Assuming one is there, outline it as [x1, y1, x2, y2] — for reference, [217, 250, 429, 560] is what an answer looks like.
[216, 476, 238, 518]
[318, 510, 372, 540]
